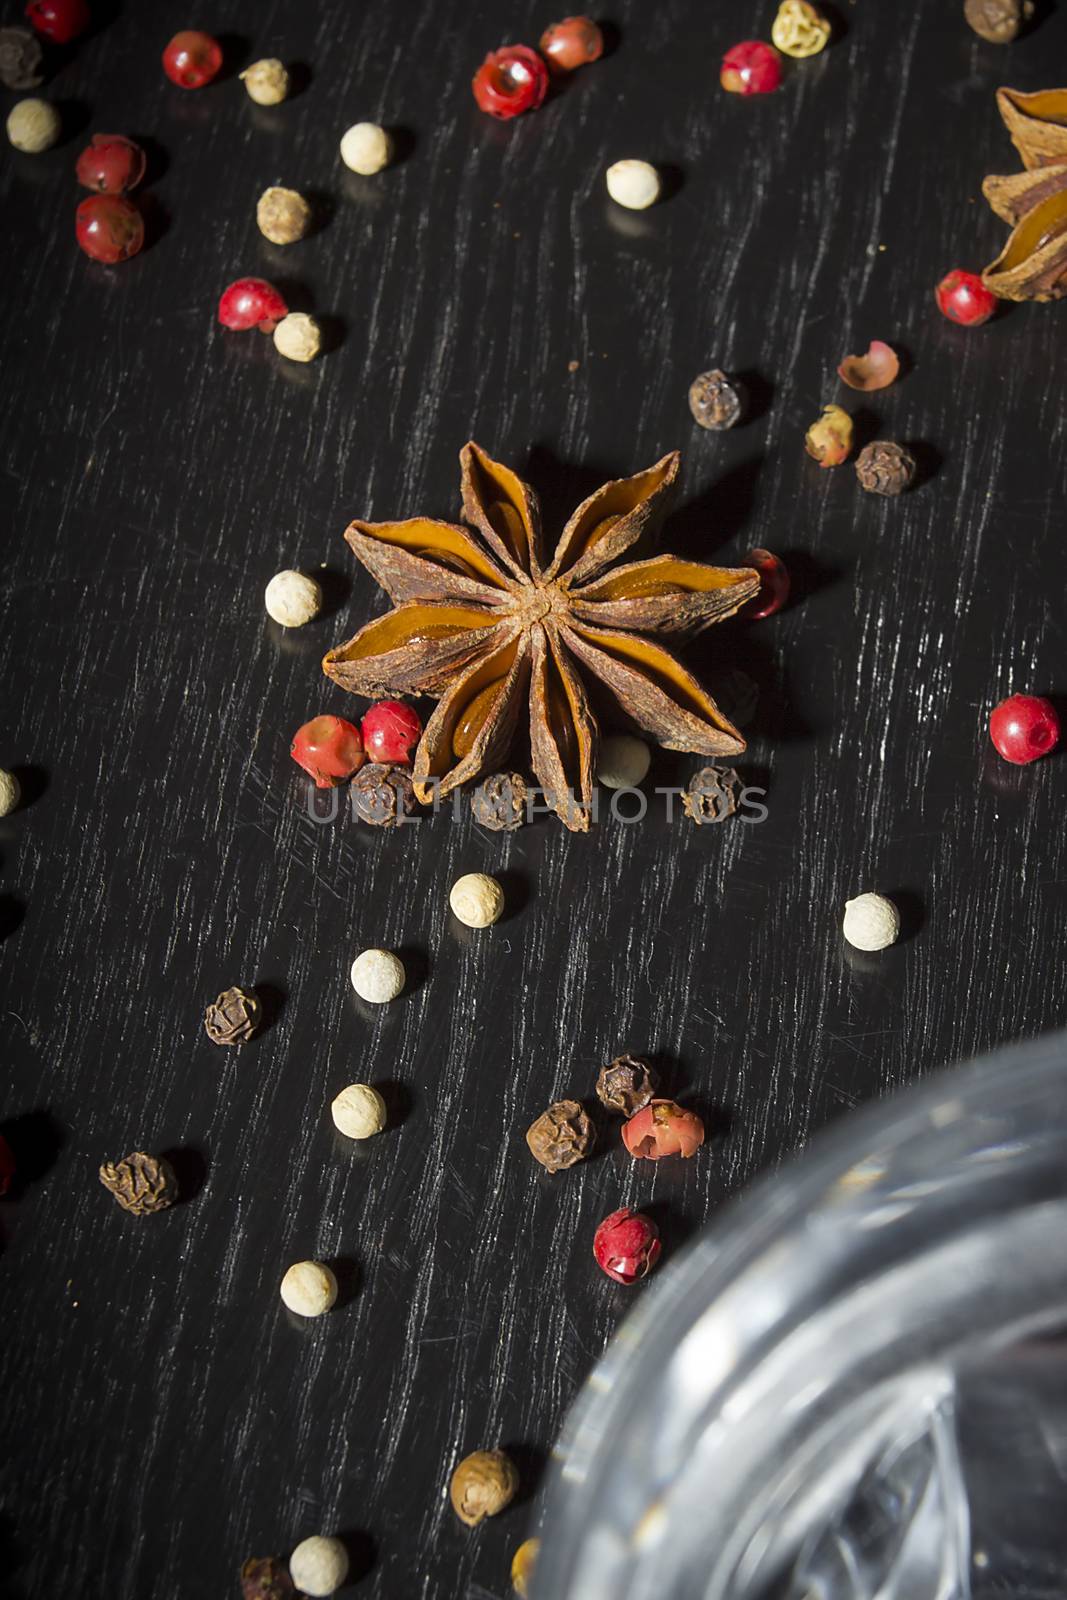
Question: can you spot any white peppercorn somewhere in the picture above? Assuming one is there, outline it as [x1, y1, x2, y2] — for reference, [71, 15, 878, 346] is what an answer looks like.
[264, 569, 322, 627]
[449, 872, 504, 928]
[842, 892, 900, 952]
[279, 1260, 338, 1318]
[350, 948, 405, 1003]
[340, 121, 392, 175]
[597, 734, 651, 789]
[273, 312, 322, 364]
[0, 769, 20, 818]
[7, 98, 60, 153]
[605, 159, 661, 210]
[289, 1535, 349, 1597]
[240, 58, 290, 105]
[331, 1083, 387, 1140]
[256, 185, 312, 245]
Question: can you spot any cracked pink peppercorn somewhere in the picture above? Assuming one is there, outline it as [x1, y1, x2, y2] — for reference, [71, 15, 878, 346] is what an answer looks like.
[218, 278, 289, 334]
[360, 700, 422, 765]
[622, 1099, 705, 1161]
[290, 715, 365, 788]
[593, 1208, 661, 1284]
[721, 40, 782, 95]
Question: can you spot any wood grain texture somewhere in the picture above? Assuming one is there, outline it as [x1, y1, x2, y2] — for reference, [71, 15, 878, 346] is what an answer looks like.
[1, 1, 1066, 1595]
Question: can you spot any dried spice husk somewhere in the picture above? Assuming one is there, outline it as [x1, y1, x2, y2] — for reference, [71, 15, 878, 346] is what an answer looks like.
[683, 764, 741, 824]
[687, 369, 744, 430]
[470, 770, 528, 830]
[204, 985, 262, 1045]
[240, 1556, 300, 1599]
[450, 1449, 519, 1527]
[596, 1055, 656, 1116]
[324, 444, 758, 831]
[982, 184, 1067, 299]
[99, 1151, 178, 1215]
[983, 161, 1067, 223]
[804, 404, 853, 467]
[351, 762, 417, 826]
[525, 1098, 595, 1170]
[965, 0, 1033, 44]
[836, 341, 899, 392]
[996, 86, 1067, 170]
[0, 26, 44, 90]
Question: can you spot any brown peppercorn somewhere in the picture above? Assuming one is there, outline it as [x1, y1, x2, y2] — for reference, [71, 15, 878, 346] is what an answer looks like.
[854, 440, 916, 497]
[525, 1099, 595, 1171]
[596, 1055, 657, 1117]
[256, 185, 312, 245]
[99, 1151, 178, 1215]
[683, 765, 741, 824]
[963, 0, 1032, 42]
[0, 26, 43, 90]
[471, 771, 529, 831]
[204, 985, 262, 1045]
[351, 762, 417, 827]
[240, 1556, 297, 1600]
[449, 1449, 519, 1527]
[688, 369, 744, 431]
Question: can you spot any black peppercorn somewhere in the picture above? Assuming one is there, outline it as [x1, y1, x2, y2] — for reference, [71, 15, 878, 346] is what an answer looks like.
[963, 0, 1032, 42]
[688, 369, 744, 431]
[471, 771, 528, 831]
[683, 765, 741, 825]
[99, 1151, 178, 1215]
[854, 440, 916, 497]
[240, 1556, 297, 1599]
[596, 1055, 656, 1116]
[525, 1099, 595, 1171]
[351, 762, 417, 827]
[0, 27, 44, 91]
[204, 985, 262, 1045]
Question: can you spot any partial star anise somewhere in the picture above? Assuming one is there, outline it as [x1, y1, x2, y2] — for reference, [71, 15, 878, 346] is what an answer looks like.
[323, 443, 759, 831]
[982, 87, 1067, 301]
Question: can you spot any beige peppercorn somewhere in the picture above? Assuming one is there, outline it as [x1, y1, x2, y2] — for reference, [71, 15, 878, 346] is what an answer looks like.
[340, 121, 392, 175]
[279, 1260, 338, 1317]
[264, 569, 322, 627]
[449, 872, 504, 928]
[273, 313, 322, 364]
[7, 97, 60, 153]
[331, 1083, 387, 1140]
[240, 58, 290, 105]
[0, 769, 20, 818]
[256, 185, 312, 245]
[449, 1449, 519, 1527]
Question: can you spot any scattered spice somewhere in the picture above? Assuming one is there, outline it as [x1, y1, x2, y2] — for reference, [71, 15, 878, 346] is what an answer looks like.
[288, 1535, 348, 1596]
[596, 1054, 656, 1116]
[290, 715, 365, 787]
[688, 369, 744, 431]
[471, 771, 529, 831]
[964, 0, 1033, 43]
[855, 441, 916, 496]
[449, 871, 505, 927]
[622, 1099, 705, 1160]
[350, 948, 405, 1003]
[837, 340, 899, 391]
[842, 892, 900, 951]
[511, 1537, 540, 1597]
[450, 1449, 519, 1527]
[597, 733, 651, 790]
[265, 570, 323, 627]
[323, 444, 757, 831]
[280, 1261, 338, 1318]
[472, 46, 549, 119]
[605, 159, 661, 209]
[682, 764, 741, 824]
[240, 1556, 297, 1599]
[340, 121, 393, 174]
[273, 313, 322, 363]
[993, 85, 1067, 168]
[75, 195, 144, 263]
[351, 762, 417, 826]
[361, 699, 422, 763]
[218, 278, 289, 333]
[526, 1099, 595, 1171]
[540, 17, 603, 71]
[162, 30, 223, 90]
[26, 0, 88, 44]
[721, 40, 783, 96]
[593, 1207, 661, 1283]
[99, 1151, 178, 1215]
[75, 134, 146, 195]
[7, 97, 60, 153]
[981, 96, 1067, 300]
[805, 404, 853, 467]
[935, 269, 998, 324]
[0, 769, 21, 818]
[989, 693, 1060, 763]
[257, 186, 312, 245]
[204, 985, 262, 1045]
[0, 28, 44, 90]
[331, 1083, 387, 1139]
[240, 58, 290, 105]
[743, 548, 790, 618]
[771, 0, 831, 57]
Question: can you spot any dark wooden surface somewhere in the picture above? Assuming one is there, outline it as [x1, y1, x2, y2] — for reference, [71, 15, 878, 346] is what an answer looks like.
[2, 1, 1067, 1596]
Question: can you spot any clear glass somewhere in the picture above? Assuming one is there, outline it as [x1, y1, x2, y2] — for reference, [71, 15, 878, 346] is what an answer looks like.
[535, 1030, 1067, 1600]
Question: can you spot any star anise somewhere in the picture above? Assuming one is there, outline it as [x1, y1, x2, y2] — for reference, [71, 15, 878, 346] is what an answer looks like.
[982, 87, 1067, 301]
[323, 443, 758, 831]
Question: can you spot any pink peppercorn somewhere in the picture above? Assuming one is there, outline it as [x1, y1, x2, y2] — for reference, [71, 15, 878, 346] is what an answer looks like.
[989, 694, 1060, 765]
[218, 278, 289, 334]
[622, 1099, 705, 1161]
[290, 715, 365, 788]
[471, 45, 550, 119]
[360, 700, 422, 765]
[593, 1208, 661, 1285]
[743, 548, 790, 619]
[934, 269, 998, 327]
[721, 40, 782, 96]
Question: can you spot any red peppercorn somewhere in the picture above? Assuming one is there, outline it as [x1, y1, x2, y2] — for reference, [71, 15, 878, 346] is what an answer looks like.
[989, 694, 1060, 765]
[539, 16, 604, 72]
[622, 1099, 705, 1161]
[360, 700, 423, 765]
[593, 1208, 661, 1285]
[25, 0, 90, 44]
[743, 548, 790, 619]
[75, 134, 147, 195]
[471, 45, 550, 119]
[290, 715, 365, 788]
[217, 278, 289, 334]
[934, 269, 998, 327]
[0, 1132, 15, 1197]
[162, 29, 223, 89]
[721, 40, 782, 96]
[75, 195, 144, 263]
